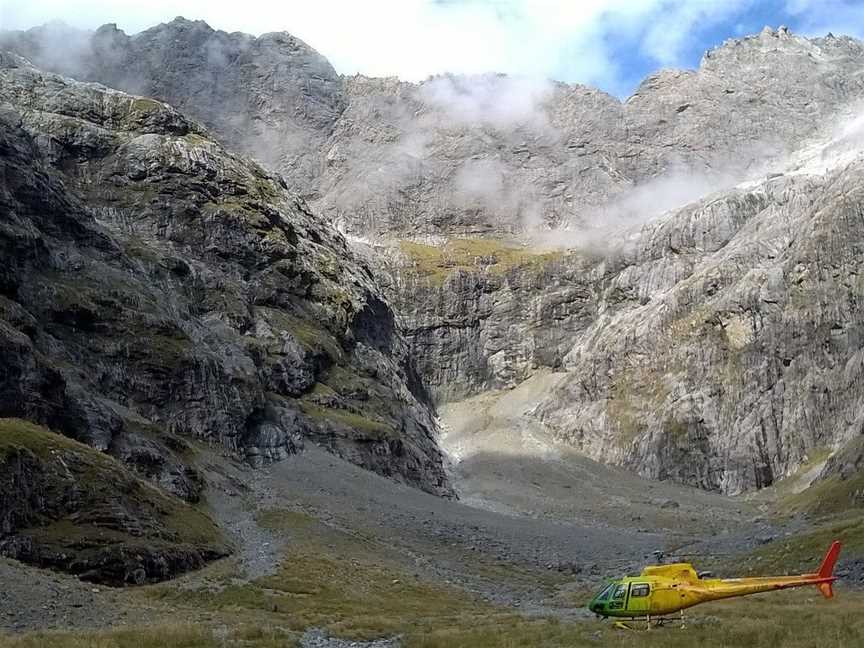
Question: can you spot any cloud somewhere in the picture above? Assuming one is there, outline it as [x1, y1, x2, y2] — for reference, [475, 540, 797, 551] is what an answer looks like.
[637, 0, 753, 64]
[417, 74, 554, 131]
[784, 0, 864, 39]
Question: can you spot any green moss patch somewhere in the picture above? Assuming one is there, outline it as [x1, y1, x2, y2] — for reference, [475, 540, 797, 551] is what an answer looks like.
[399, 238, 563, 285]
[255, 307, 343, 361]
[298, 401, 395, 441]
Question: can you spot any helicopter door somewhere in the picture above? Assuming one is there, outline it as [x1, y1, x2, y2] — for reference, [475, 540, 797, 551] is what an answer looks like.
[627, 583, 650, 615]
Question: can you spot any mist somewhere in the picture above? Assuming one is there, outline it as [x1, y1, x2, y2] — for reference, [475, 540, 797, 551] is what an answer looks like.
[417, 74, 555, 132]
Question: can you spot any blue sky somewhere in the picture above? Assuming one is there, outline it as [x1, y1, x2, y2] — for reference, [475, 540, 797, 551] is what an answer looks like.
[603, 0, 864, 95]
[3, 0, 864, 97]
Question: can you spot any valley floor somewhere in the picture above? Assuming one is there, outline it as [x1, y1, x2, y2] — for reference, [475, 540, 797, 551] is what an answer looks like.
[1, 391, 862, 647]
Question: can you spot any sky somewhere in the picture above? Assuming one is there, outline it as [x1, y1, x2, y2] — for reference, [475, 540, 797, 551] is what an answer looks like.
[2, 0, 864, 97]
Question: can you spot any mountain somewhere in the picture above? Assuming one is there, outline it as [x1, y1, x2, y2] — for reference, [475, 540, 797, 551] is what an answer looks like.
[0, 19, 344, 193]
[2, 19, 863, 501]
[0, 49, 452, 578]
[6, 21, 864, 236]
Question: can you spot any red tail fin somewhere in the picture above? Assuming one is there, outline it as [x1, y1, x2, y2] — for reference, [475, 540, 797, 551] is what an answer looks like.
[814, 541, 842, 599]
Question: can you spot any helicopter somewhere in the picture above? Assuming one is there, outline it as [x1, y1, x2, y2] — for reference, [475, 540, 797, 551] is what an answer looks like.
[587, 540, 841, 629]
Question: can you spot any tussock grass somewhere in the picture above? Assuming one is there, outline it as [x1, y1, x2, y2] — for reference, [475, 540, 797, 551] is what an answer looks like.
[743, 515, 864, 575]
[783, 470, 864, 517]
[2, 589, 862, 647]
[0, 624, 296, 648]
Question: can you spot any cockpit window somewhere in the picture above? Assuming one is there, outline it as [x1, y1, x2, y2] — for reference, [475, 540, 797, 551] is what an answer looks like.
[612, 584, 627, 600]
[630, 583, 650, 597]
[594, 584, 615, 602]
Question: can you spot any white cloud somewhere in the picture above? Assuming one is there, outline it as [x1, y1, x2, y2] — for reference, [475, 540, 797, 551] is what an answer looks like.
[638, 0, 752, 64]
[784, 0, 864, 39]
[417, 74, 554, 130]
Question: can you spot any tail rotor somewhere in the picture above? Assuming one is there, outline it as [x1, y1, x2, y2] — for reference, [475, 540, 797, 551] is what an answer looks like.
[813, 541, 842, 599]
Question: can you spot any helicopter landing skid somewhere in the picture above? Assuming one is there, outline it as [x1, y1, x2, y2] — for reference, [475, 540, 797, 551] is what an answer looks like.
[613, 611, 686, 631]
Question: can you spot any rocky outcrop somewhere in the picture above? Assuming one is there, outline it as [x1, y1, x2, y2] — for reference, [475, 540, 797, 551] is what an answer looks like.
[383, 152, 864, 494]
[0, 418, 228, 585]
[0, 53, 450, 497]
[373, 239, 595, 402]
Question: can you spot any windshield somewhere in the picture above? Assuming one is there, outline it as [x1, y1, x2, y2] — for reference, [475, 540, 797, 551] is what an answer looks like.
[593, 583, 615, 602]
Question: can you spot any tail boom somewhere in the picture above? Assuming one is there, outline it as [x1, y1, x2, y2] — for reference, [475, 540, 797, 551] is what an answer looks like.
[704, 541, 842, 602]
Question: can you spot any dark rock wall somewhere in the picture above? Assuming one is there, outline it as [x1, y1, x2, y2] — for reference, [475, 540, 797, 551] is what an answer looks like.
[0, 55, 450, 497]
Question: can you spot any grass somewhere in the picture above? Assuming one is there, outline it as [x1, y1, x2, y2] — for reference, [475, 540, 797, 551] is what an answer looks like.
[3, 587, 862, 648]
[298, 401, 396, 441]
[0, 624, 297, 648]
[743, 515, 864, 576]
[781, 437, 864, 517]
[147, 508, 502, 640]
[782, 473, 864, 516]
[0, 418, 88, 461]
[399, 238, 564, 285]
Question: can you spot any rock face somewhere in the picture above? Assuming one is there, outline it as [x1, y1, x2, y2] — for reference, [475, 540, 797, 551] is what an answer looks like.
[0, 418, 228, 585]
[352, 29, 864, 494]
[535, 166, 864, 494]
[374, 240, 595, 403]
[386, 139, 864, 494]
[0, 52, 450, 498]
[3, 20, 864, 496]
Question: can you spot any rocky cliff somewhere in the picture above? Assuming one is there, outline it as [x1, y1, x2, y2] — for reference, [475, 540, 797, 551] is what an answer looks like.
[0, 418, 228, 585]
[3, 20, 864, 497]
[383, 129, 864, 494]
[0, 50, 450, 516]
[358, 27, 864, 494]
